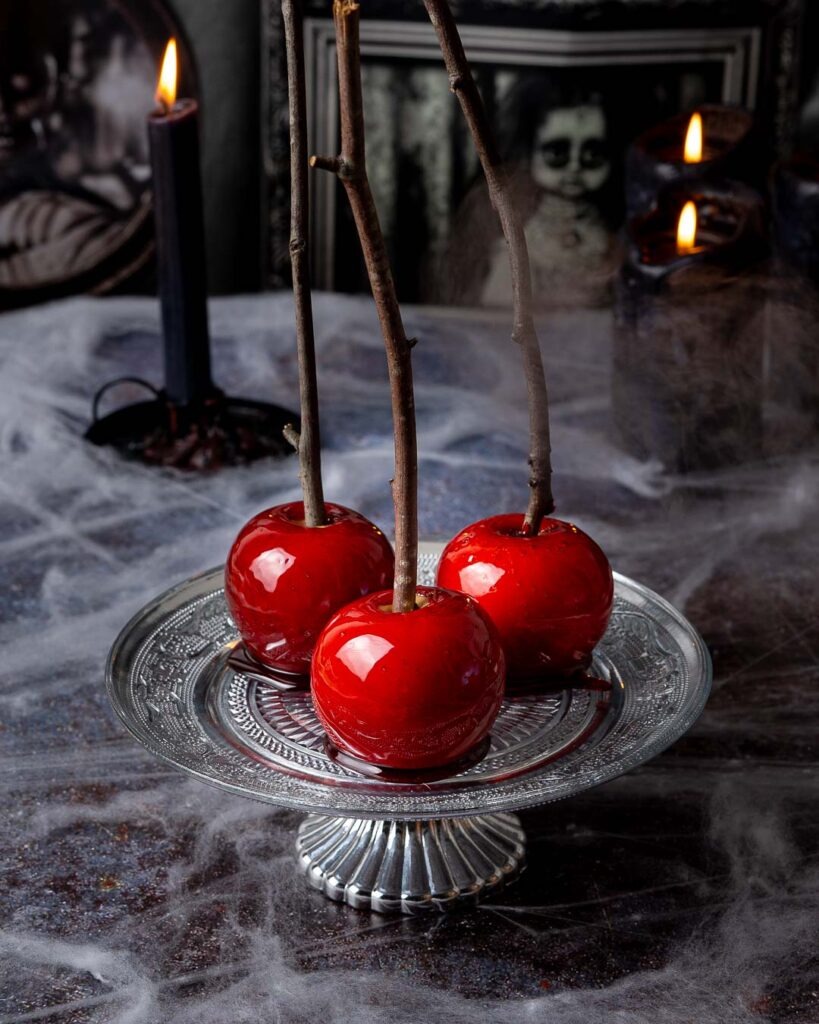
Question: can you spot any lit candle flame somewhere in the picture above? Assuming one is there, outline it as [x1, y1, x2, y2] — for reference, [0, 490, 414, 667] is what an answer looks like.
[684, 112, 703, 164]
[677, 201, 698, 254]
[156, 39, 178, 109]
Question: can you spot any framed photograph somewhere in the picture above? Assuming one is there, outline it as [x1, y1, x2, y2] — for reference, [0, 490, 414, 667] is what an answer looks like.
[263, 0, 803, 307]
[0, 0, 196, 311]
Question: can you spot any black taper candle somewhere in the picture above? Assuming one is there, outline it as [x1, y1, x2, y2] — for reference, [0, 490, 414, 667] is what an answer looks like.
[84, 40, 299, 468]
[148, 97, 214, 407]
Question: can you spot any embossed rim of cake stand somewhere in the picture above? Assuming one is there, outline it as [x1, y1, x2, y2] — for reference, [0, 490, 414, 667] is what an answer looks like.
[106, 542, 712, 822]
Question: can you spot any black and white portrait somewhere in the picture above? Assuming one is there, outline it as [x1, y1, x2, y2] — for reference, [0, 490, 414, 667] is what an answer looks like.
[480, 76, 619, 309]
[265, 1, 801, 307]
[0, 0, 188, 308]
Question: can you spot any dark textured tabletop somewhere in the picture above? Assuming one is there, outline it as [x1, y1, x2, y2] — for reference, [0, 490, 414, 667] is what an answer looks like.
[0, 293, 817, 1023]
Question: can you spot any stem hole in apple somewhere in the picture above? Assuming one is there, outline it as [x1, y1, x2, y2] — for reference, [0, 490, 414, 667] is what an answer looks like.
[377, 592, 431, 614]
[497, 521, 563, 540]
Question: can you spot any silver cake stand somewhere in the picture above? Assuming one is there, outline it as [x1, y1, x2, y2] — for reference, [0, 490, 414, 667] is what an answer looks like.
[107, 542, 711, 914]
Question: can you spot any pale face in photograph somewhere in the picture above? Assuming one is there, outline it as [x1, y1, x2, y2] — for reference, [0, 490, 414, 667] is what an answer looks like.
[531, 104, 611, 199]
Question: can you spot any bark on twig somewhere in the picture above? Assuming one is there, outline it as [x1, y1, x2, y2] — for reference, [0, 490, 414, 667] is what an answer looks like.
[311, 0, 418, 611]
[423, 0, 555, 533]
[282, 422, 301, 452]
[282, 0, 327, 526]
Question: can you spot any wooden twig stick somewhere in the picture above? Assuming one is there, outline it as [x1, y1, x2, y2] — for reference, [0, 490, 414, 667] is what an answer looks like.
[282, 0, 327, 526]
[311, 0, 418, 611]
[423, 0, 555, 533]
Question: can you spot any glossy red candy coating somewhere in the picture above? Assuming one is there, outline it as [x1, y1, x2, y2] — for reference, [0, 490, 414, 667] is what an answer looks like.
[312, 586, 505, 770]
[225, 502, 394, 675]
[436, 514, 613, 683]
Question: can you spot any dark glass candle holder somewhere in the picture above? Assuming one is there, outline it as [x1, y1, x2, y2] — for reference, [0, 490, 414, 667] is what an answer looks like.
[626, 105, 759, 218]
[613, 179, 769, 472]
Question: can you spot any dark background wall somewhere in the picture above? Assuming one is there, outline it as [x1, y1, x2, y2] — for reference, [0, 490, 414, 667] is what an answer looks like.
[800, 1, 819, 148]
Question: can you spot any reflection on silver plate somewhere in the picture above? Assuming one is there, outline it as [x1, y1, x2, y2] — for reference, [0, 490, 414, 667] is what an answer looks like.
[107, 542, 712, 821]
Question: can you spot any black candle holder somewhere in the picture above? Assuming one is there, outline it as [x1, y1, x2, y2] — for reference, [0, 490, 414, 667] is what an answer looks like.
[85, 380, 298, 470]
[613, 179, 769, 472]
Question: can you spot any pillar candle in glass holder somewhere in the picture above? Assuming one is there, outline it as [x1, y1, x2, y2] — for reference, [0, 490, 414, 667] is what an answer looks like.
[626, 106, 758, 218]
[766, 153, 819, 432]
[148, 39, 215, 408]
[613, 180, 768, 471]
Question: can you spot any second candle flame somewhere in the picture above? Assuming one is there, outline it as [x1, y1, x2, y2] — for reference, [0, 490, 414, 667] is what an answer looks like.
[684, 112, 703, 164]
[677, 201, 698, 254]
[156, 39, 178, 109]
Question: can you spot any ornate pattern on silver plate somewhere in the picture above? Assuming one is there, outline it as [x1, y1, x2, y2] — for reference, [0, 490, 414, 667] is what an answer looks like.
[107, 542, 711, 912]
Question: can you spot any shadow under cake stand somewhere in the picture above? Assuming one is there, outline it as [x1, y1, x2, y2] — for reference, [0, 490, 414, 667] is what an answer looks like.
[106, 543, 712, 914]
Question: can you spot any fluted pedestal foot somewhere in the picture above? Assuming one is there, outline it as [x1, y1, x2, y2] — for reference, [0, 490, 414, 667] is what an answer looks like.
[296, 813, 526, 914]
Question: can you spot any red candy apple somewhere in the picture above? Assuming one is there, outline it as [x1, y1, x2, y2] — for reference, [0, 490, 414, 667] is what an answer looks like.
[225, 501, 394, 676]
[312, 586, 505, 770]
[437, 514, 613, 684]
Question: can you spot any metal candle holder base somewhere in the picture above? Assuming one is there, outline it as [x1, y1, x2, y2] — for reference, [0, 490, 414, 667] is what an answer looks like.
[85, 382, 298, 470]
[106, 545, 711, 914]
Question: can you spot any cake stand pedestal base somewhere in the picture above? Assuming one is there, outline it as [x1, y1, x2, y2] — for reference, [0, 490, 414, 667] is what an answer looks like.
[296, 812, 526, 914]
